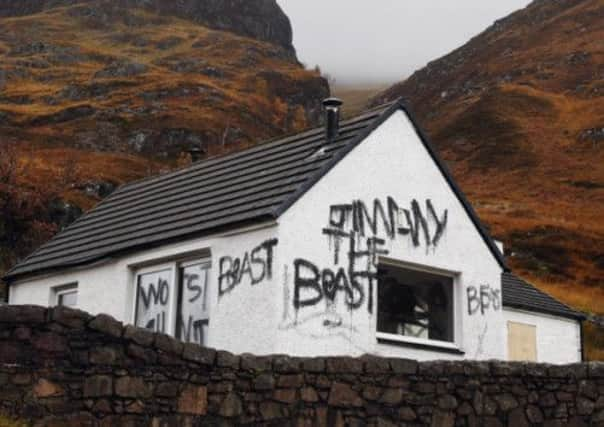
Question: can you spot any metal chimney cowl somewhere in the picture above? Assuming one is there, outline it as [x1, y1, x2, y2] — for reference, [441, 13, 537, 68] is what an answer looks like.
[323, 97, 343, 141]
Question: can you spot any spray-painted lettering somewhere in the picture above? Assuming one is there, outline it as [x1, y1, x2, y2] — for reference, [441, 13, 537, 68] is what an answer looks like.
[219, 239, 278, 297]
[467, 285, 501, 315]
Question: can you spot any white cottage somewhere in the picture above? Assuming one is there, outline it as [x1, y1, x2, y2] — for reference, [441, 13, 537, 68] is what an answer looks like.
[4, 99, 584, 364]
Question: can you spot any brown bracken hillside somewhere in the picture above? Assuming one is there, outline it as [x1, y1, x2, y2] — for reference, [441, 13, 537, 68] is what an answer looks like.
[371, 0, 604, 358]
[0, 0, 329, 294]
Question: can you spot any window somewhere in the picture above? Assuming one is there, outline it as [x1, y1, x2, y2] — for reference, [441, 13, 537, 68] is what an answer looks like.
[377, 264, 455, 345]
[54, 284, 78, 307]
[134, 260, 210, 346]
[507, 321, 537, 362]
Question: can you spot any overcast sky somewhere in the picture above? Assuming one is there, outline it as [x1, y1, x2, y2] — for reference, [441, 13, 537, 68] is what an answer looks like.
[277, 0, 532, 86]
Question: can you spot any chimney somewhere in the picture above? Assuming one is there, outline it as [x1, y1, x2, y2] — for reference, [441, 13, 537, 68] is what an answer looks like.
[323, 97, 343, 141]
[187, 145, 206, 162]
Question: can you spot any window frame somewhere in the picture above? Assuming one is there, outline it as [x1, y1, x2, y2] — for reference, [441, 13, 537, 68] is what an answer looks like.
[52, 283, 78, 308]
[131, 257, 212, 344]
[175, 259, 212, 345]
[132, 262, 178, 337]
[375, 259, 463, 354]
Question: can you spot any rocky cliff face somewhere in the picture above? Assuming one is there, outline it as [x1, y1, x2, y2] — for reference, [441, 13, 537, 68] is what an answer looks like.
[0, 0, 295, 54]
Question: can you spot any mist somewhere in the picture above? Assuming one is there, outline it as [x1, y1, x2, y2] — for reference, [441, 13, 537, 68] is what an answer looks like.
[278, 0, 533, 86]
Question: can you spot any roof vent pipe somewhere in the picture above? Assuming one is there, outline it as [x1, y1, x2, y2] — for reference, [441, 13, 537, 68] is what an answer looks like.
[323, 97, 343, 141]
[187, 145, 207, 162]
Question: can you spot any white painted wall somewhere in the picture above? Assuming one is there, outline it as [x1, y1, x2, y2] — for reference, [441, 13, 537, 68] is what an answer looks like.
[275, 111, 506, 360]
[503, 308, 582, 364]
[8, 108, 581, 362]
[9, 224, 282, 356]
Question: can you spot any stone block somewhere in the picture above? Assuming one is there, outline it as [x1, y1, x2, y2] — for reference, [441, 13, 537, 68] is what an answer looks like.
[88, 314, 123, 338]
[52, 306, 91, 329]
[273, 355, 302, 373]
[301, 387, 319, 403]
[494, 393, 518, 412]
[388, 358, 418, 374]
[398, 406, 417, 421]
[430, 411, 454, 427]
[259, 401, 287, 421]
[83, 375, 113, 397]
[437, 394, 458, 410]
[0, 305, 46, 323]
[32, 332, 68, 353]
[217, 351, 240, 369]
[14, 327, 31, 341]
[576, 397, 595, 415]
[326, 357, 363, 374]
[219, 393, 243, 417]
[90, 346, 119, 365]
[362, 356, 390, 373]
[380, 388, 404, 405]
[115, 376, 151, 399]
[182, 343, 215, 365]
[156, 382, 180, 398]
[578, 379, 598, 400]
[253, 373, 275, 391]
[491, 361, 525, 376]
[241, 354, 272, 372]
[526, 404, 544, 423]
[0, 342, 19, 364]
[123, 324, 155, 346]
[127, 343, 157, 363]
[33, 378, 64, 398]
[155, 333, 184, 355]
[273, 388, 297, 404]
[178, 385, 207, 415]
[11, 372, 31, 385]
[302, 357, 326, 373]
[509, 407, 529, 427]
[328, 382, 363, 407]
[589, 362, 604, 378]
[278, 374, 304, 388]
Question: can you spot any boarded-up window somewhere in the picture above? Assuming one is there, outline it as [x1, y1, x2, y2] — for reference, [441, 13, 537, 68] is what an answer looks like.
[507, 321, 537, 362]
[134, 259, 211, 346]
[176, 262, 211, 346]
[135, 268, 174, 334]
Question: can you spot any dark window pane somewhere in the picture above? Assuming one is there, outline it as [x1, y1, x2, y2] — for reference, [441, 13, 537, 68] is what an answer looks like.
[377, 266, 454, 342]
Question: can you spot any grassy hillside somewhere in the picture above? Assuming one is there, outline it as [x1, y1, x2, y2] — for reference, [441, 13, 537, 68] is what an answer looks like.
[371, 0, 604, 358]
[0, 2, 329, 298]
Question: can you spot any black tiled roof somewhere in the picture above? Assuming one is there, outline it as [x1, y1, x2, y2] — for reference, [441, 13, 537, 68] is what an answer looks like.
[5, 99, 509, 281]
[501, 272, 584, 320]
[5, 103, 396, 280]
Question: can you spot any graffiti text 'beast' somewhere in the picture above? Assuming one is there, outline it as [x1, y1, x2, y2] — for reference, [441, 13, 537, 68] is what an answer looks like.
[467, 285, 501, 315]
[293, 237, 388, 314]
[219, 239, 278, 297]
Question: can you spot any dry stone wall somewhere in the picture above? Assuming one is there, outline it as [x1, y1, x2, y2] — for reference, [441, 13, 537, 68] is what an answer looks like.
[0, 305, 603, 426]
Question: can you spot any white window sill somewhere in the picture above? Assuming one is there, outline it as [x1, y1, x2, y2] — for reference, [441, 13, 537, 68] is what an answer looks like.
[376, 332, 465, 355]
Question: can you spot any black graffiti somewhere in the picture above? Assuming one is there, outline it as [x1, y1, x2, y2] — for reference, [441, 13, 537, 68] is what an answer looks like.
[294, 236, 387, 314]
[218, 238, 278, 296]
[178, 315, 208, 345]
[183, 273, 202, 303]
[144, 311, 166, 333]
[322, 198, 448, 251]
[467, 285, 501, 315]
[138, 278, 169, 309]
